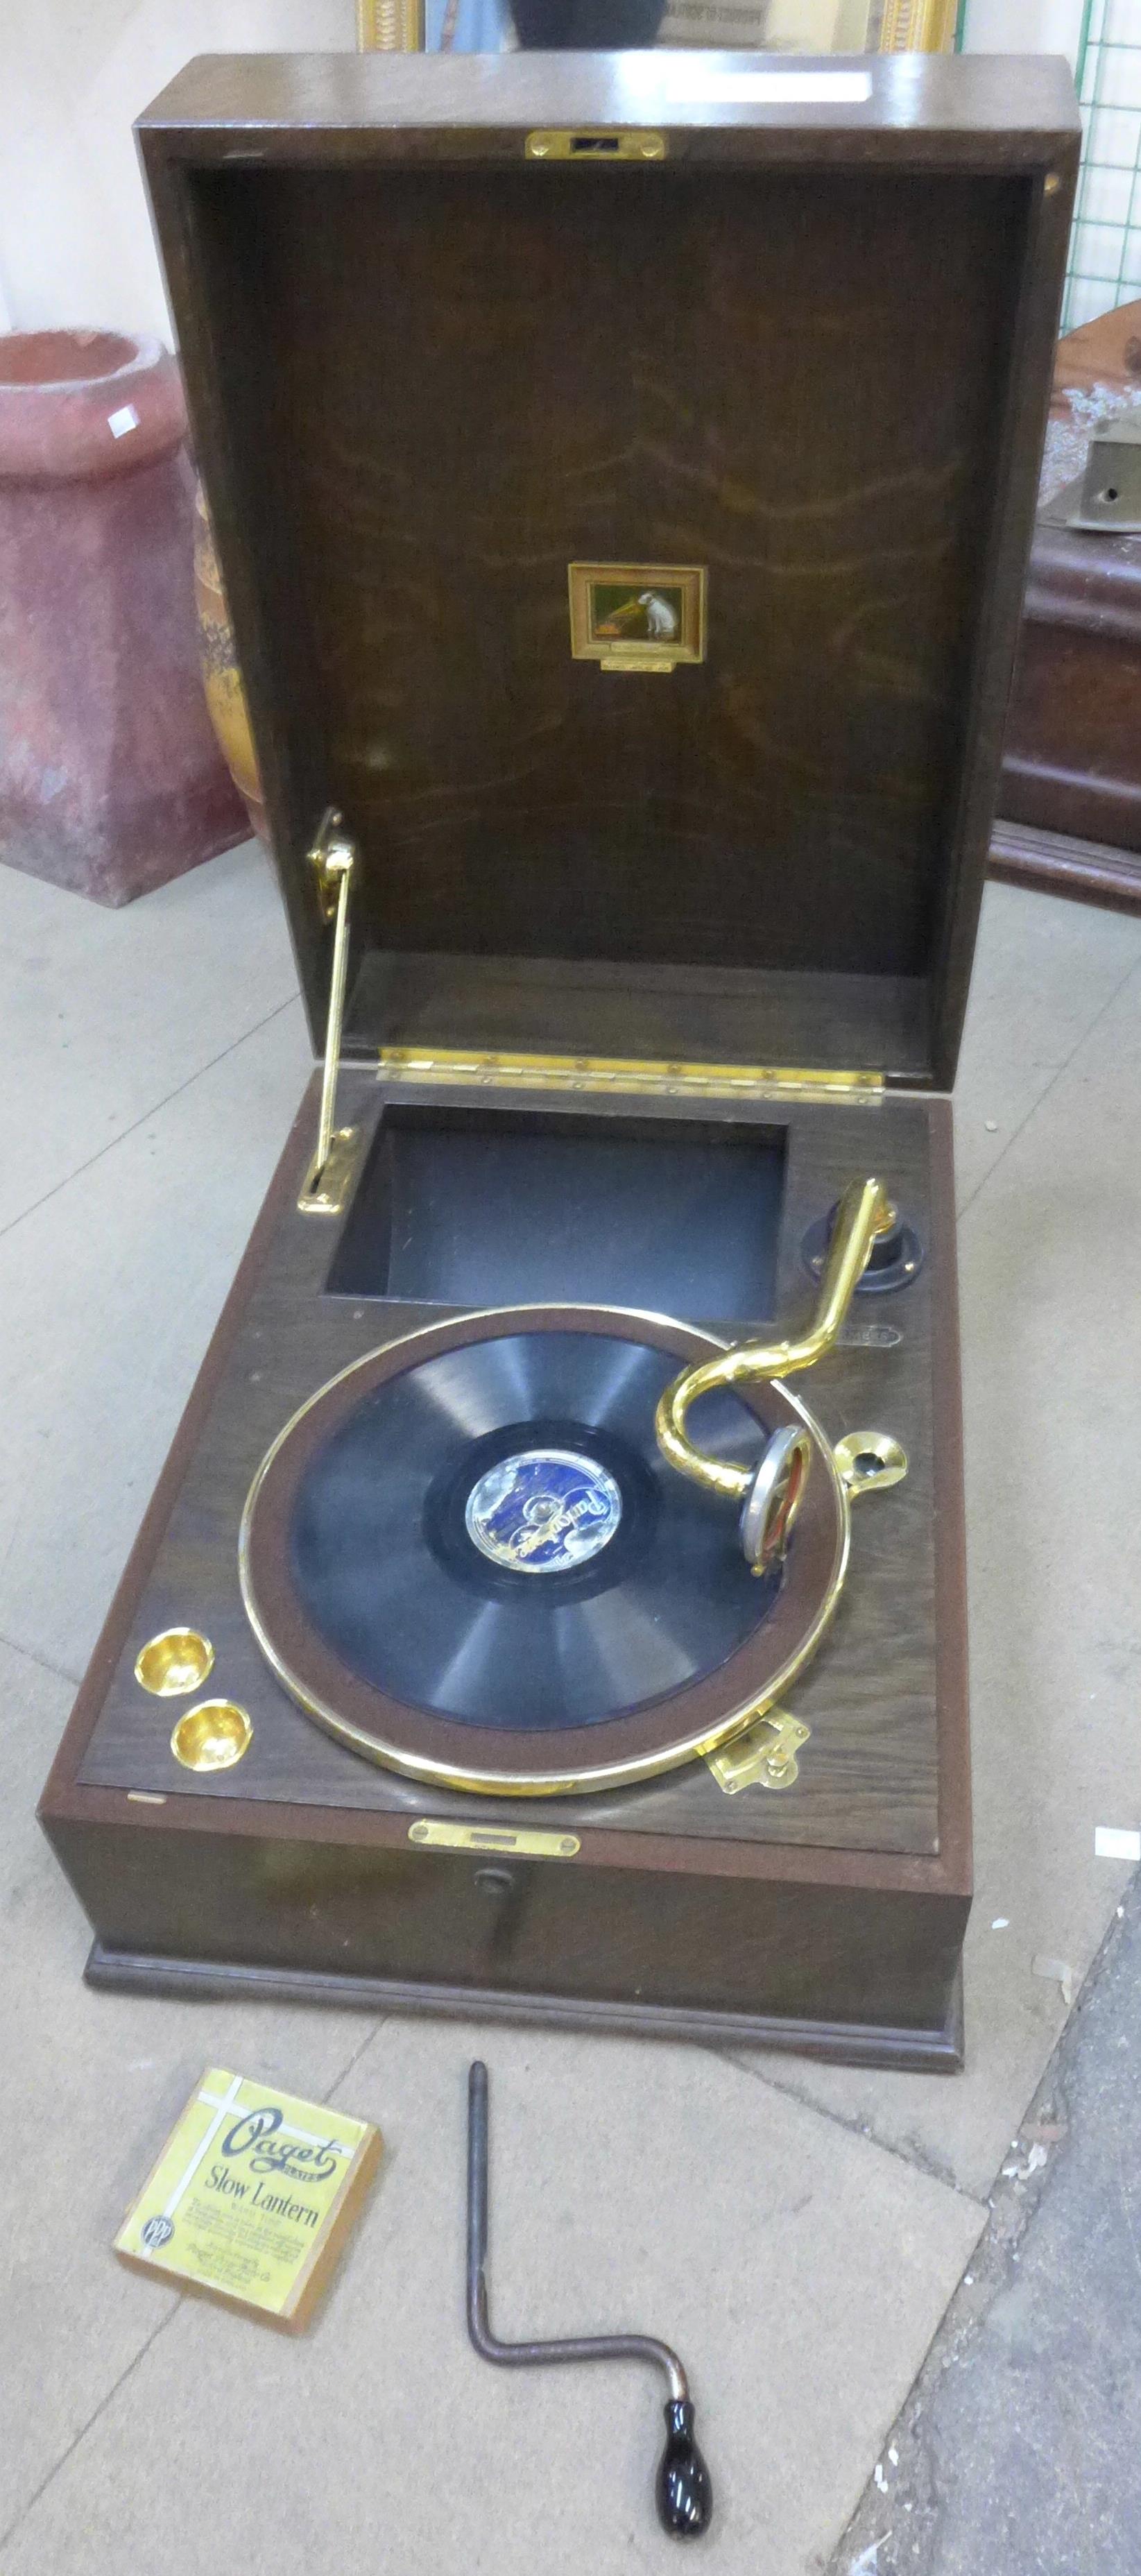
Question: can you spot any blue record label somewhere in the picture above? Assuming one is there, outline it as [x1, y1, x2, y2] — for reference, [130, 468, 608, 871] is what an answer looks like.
[464, 1447, 622, 1574]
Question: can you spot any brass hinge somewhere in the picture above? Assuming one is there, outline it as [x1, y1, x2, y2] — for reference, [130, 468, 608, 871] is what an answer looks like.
[377, 1048, 883, 1105]
[298, 809, 361, 1216]
[704, 1709, 810, 1795]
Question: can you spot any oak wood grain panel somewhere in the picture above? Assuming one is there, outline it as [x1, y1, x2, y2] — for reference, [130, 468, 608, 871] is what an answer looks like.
[190, 164, 1025, 989]
[139, 50, 1079, 148]
[345, 953, 931, 1082]
[41, 1804, 967, 2036]
[136, 52, 1076, 1086]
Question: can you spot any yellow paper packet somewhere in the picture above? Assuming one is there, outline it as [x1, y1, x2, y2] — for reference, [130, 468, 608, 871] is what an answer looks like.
[115, 2067, 381, 2330]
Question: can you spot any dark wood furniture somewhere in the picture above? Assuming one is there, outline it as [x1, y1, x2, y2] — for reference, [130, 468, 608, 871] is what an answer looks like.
[995, 298, 1141, 912]
[40, 50, 1079, 2070]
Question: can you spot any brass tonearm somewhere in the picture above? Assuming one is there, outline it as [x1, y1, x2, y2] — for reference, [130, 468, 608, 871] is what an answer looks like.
[654, 1177, 898, 1567]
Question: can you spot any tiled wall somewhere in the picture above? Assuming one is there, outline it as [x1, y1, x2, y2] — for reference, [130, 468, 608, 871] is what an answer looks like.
[1064, 0, 1141, 330]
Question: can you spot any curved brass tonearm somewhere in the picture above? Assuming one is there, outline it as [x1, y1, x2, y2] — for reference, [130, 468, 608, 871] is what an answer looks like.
[655, 1176, 895, 1507]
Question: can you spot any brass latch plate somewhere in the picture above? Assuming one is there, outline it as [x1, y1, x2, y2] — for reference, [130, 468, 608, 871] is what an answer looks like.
[409, 1820, 581, 1857]
[526, 129, 666, 160]
[704, 1710, 810, 1795]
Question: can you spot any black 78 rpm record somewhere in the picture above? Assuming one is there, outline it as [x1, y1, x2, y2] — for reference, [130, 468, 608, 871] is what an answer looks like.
[239, 1306, 849, 1795]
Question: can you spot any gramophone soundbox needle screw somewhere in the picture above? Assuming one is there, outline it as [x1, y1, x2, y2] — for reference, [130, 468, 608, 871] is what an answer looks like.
[465, 2060, 713, 2537]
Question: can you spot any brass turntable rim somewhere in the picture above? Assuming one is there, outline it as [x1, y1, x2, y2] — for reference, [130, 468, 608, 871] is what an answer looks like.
[239, 1302, 850, 1798]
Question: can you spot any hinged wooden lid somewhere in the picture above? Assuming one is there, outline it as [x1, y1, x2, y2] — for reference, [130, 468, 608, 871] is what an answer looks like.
[138, 49, 1077, 1088]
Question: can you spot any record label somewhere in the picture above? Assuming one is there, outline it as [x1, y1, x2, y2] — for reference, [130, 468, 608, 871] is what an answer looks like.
[464, 1446, 622, 1574]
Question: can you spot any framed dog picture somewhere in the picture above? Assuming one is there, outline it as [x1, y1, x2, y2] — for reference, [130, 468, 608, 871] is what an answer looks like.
[567, 563, 706, 672]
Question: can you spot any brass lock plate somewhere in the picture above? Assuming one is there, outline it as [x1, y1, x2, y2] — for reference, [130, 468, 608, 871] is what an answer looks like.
[526, 129, 666, 161]
[409, 1820, 581, 1858]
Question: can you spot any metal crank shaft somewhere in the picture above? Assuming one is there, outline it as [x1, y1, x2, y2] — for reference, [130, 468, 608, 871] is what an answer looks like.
[465, 2061, 713, 2539]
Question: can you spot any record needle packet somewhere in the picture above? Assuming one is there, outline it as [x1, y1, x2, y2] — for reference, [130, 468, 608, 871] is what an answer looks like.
[115, 2068, 382, 2330]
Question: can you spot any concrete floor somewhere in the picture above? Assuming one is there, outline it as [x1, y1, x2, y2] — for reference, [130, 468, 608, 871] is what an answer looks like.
[1, 844, 1140, 2573]
[828, 1864, 1141, 2576]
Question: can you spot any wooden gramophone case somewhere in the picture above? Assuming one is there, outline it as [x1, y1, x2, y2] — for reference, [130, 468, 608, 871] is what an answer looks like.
[40, 49, 1078, 2071]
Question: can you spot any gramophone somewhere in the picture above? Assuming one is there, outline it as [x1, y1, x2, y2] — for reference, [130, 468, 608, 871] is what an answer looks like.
[39, 45, 1078, 2072]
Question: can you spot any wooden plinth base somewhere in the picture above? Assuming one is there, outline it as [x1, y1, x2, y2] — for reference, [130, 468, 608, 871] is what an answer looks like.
[85, 1943, 965, 2075]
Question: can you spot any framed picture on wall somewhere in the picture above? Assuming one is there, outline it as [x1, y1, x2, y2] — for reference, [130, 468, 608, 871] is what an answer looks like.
[656, 0, 959, 47]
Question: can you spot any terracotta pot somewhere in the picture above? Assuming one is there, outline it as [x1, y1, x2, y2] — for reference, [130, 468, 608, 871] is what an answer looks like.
[0, 328, 248, 905]
[192, 481, 266, 844]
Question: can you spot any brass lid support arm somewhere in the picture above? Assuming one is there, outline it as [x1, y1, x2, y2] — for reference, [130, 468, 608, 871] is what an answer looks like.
[298, 808, 359, 1216]
[655, 1177, 895, 1505]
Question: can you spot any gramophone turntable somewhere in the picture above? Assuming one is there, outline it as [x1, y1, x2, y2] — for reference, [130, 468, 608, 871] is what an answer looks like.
[38, 46, 1078, 2070]
[238, 1174, 903, 1798]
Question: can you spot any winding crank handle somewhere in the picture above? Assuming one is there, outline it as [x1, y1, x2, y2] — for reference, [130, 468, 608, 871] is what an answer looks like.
[655, 1175, 895, 1506]
[465, 2061, 713, 2539]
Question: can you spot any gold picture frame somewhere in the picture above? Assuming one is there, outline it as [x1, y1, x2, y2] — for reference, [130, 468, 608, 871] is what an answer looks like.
[357, 0, 424, 47]
[657, 1, 957, 48]
[568, 563, 707, 674]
